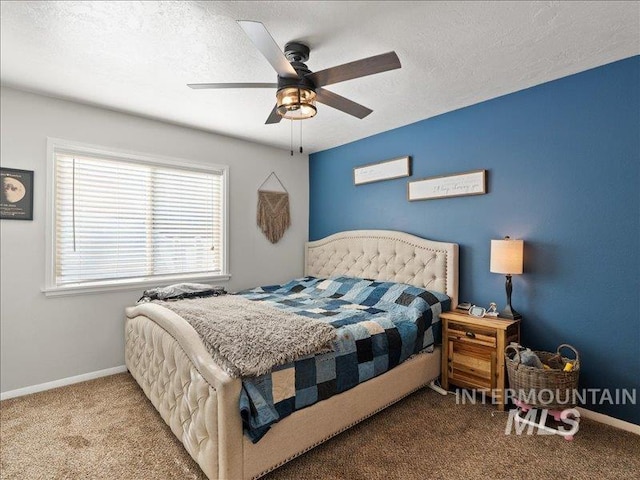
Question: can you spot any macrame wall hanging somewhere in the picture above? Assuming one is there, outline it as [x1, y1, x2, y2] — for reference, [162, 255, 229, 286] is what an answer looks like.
[257, 172, 291, 244]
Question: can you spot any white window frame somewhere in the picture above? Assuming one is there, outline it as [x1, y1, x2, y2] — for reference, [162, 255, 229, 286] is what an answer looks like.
[43, 138, 230, 297]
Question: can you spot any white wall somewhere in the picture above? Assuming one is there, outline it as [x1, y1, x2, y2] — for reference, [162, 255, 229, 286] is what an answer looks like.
[0, 87, 309, 393]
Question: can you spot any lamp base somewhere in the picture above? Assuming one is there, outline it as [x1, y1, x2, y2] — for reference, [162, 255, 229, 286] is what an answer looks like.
[500, 274, 522, 320]
[499, 304, 522, 320]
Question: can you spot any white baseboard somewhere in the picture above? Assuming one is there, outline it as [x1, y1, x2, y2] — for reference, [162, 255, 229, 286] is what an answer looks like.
[576, 407, 640, 436]
[0, 365, 128, 401]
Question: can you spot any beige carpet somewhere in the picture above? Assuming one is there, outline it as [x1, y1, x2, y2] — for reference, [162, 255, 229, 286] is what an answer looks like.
[1, 373, 638, 479]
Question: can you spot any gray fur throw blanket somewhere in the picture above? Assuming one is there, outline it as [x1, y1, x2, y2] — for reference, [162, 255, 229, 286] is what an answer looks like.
[155, 295, 336, 378]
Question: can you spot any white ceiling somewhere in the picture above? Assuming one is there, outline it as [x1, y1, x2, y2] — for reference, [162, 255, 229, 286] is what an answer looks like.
[1, 1, 638, 153]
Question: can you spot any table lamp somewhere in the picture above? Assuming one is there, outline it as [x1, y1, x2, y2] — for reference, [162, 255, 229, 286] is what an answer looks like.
[490, 236, 524, 320]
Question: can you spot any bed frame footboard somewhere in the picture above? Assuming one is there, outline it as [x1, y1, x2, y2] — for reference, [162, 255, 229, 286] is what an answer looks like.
[125, 310, 244, 480]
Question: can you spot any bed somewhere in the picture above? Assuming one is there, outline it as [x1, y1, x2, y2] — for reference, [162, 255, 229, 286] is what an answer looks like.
[125, 229, 459, 479]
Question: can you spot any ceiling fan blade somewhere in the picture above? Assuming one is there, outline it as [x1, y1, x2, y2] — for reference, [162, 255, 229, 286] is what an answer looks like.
[315, 88, 372, 119]
[307, 51, 401, 87]
[237, 20, 298, 79]
[188, 82, 277, 89]
[265, 104, 282, 124]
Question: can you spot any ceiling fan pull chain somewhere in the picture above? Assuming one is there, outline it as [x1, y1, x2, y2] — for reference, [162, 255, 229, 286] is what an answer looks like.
[299, 121, 303, 154]
[290, 120, 294, 156]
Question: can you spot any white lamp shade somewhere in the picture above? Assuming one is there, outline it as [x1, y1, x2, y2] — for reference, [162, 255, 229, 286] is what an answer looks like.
[490, 238, 524, 275]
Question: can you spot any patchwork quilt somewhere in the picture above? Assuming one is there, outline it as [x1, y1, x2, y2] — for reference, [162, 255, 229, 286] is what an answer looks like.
[237, 276, 450, 442]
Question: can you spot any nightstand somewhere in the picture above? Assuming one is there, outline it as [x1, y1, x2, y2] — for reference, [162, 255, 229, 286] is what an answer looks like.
[440, 310, 520, 411]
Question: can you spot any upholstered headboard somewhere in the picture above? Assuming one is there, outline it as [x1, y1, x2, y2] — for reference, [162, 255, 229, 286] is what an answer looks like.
[305, 230, 459, 308]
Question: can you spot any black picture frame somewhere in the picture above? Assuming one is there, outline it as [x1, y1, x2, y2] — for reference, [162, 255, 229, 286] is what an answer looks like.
[1, 168, 34, 220]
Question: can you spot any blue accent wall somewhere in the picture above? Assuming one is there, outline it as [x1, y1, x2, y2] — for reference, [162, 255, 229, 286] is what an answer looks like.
[309, 56, 640, 424]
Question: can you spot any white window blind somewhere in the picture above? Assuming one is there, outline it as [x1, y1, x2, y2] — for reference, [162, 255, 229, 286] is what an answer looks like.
[53, 152, 225, 287]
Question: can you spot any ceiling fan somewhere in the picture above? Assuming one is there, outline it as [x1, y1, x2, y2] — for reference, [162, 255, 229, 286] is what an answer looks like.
[188, 20, 401, 124]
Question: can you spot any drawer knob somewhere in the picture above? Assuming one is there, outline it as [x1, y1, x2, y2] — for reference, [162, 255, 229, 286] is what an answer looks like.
[465, 331, 476, 339]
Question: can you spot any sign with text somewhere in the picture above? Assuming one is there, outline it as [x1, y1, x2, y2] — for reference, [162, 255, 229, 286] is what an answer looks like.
[408, 169, 486, 201]
[354, 156, 411, 185]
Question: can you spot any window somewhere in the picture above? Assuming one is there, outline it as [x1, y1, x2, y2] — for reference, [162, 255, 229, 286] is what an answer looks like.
[45, 139, 229, 295]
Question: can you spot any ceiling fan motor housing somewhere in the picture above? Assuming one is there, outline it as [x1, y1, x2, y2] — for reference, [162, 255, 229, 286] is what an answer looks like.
[277, 62, 315, 91]
[278, 42, 315, 91]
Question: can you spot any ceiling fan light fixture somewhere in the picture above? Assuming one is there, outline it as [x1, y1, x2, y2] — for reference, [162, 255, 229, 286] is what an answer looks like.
[276, 87, 317, 120]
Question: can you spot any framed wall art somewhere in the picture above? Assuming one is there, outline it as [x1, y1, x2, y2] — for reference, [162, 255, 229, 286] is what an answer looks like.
[1, 168, 34, 220]
[353, 156, 411, 186]
[408, 169, 486, 201]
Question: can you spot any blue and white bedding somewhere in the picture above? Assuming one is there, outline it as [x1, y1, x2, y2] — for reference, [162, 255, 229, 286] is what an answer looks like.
[237, 276, 450, 442]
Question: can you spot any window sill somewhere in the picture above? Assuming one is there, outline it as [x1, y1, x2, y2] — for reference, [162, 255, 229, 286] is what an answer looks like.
[42, 273, 232, 297]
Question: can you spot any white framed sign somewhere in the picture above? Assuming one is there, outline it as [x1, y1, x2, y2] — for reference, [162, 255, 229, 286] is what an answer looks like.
[353, 156, 411, 186]
[408, 169, 487, 201]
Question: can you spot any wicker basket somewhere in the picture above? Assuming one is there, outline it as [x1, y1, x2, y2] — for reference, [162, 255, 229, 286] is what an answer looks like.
[505, 344, 580, 409]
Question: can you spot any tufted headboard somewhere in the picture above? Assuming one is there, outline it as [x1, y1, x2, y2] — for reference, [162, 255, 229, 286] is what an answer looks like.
[305, 230, 459, 308]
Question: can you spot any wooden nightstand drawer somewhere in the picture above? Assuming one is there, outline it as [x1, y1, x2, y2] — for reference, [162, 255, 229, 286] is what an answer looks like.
[447, 321, 497, 348]
[448, 339, 496, 390]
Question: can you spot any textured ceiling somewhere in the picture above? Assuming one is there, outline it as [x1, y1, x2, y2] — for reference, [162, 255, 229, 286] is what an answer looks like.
[1, 1, 638, 153]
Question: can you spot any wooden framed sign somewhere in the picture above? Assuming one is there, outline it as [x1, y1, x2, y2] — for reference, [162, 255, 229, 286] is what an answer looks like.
[408, 169, 486, 201]
[353, 156, 411, 186]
